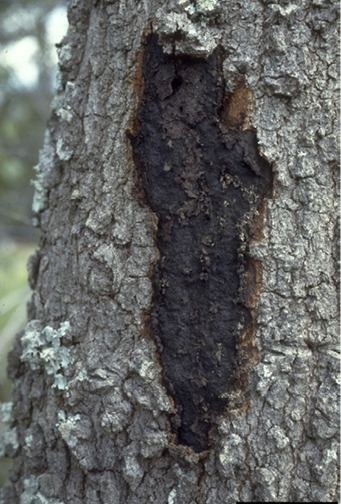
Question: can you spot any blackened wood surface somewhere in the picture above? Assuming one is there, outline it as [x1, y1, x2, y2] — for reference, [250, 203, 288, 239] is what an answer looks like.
[132, 35, 273, 452]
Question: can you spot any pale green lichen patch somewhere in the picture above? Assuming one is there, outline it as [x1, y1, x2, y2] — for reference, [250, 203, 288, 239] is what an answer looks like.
[20, 321, 73, 389]
[0, 402, 17, 457]
[31, 164, 47, 214]
[56, 137, 73, 161]
[0, 402, 13, 424]
[20, 475, 65, 504]
[0, 426, 18, 457]
[25, 434, 33, 449]
[123, 453, 144, 491]
[56, 410, 81, 449]
[219, 434, 243, 467]
[168, 489, 177, 504]
[179, 0, 219, 15]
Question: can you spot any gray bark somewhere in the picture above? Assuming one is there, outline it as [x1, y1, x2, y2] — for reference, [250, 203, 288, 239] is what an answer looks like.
[1, 0, 339, 502]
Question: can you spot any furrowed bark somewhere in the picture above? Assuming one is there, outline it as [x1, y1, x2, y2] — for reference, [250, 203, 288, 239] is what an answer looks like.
[1, 0, 339, 503]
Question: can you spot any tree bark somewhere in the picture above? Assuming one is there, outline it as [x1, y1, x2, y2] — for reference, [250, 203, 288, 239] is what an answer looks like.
[1, 0, 339, 502]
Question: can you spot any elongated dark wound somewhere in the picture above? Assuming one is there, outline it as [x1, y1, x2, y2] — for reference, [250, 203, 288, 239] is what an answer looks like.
[130, 35, 272, 453]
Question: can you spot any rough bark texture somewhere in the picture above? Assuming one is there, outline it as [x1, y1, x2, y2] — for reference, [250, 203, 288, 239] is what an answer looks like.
[1, 0, 339, 503]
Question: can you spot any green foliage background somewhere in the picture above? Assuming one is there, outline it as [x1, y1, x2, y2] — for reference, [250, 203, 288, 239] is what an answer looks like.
[0, 0, 67, 487]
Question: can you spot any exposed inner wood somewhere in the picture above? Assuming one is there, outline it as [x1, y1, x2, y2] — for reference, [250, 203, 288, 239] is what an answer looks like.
[130, 35, 273, 452]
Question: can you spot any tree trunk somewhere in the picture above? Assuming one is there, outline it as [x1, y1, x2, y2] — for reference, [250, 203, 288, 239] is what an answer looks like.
[1, 0, 339, 502]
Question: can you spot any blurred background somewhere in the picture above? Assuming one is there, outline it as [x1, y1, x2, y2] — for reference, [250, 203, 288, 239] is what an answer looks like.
[0, 0, 68, 487]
